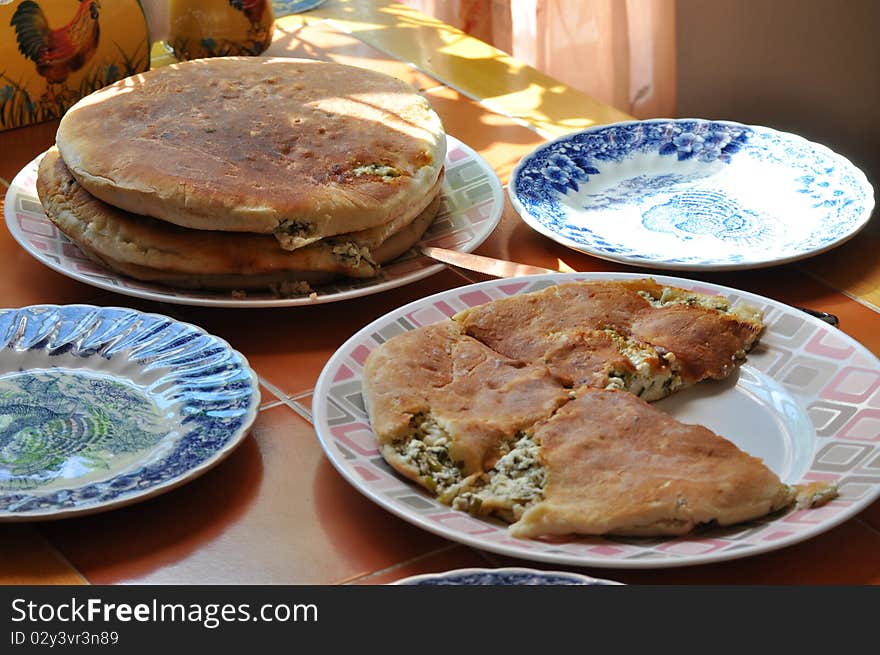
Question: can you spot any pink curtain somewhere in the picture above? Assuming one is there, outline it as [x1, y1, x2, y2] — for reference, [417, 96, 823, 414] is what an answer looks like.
[404, 0, 676, 119]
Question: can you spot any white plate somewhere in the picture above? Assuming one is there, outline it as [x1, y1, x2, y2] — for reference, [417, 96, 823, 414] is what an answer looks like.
[509, 119, 875, 271]
[4, 135, 503, 308]
[0, 304, 260, 521]
[314, 272, 880, 569]
[392, 567, 622, 585]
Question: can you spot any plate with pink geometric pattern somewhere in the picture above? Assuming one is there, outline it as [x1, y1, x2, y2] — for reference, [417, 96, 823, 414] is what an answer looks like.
[313, 272, 880, 568]
[3, 135, 502, 308]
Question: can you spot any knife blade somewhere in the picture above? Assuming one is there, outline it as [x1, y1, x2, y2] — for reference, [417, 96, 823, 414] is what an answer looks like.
[420, 246, 556, 277]
[420, 245, 840, 327]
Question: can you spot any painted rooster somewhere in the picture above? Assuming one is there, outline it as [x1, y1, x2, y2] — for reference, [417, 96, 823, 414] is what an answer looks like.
[10, 0, 101, 105]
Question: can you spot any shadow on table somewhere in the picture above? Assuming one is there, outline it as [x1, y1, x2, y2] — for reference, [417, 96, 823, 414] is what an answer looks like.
[40, 435, 263, 583]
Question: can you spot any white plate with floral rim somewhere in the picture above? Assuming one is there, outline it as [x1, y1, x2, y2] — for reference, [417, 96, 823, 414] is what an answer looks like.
[509, 119, 874, 271]
[392, 567, 623, 585]
[0, 304, 259, 520]
[313, 272, 880, 569]
[3, 135, 502, 308]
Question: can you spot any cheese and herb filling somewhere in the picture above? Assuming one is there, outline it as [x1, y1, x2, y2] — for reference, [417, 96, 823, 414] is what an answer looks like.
[330, 240, 374, 267]
[392, 396, 839, 537]
[392, 413, 464, 495]
[270, 279, 315, 298]
[392, 415, 548, 522]
[451, 433, 546, 522]
[352, 163, 404, 181]
[275, 219, 317, 250]
[637, 286, 763, 326]
[601, 328, 683, 401]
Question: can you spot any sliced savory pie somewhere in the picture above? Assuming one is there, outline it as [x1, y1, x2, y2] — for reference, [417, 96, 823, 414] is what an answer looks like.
[499, 389, 797, 538]
[364, 320, 570, 481]
[454, 278, 763, 400]
[363, 279, 836, 540]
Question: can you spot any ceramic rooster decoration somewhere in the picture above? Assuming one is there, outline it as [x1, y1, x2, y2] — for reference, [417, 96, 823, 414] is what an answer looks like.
[10, 0, 102, 106]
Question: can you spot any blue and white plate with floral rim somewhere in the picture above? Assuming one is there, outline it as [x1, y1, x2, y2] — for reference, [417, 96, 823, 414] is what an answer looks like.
[272, 0, 326, 15]
[509, 119, 875, 271]
[0, 304, 260, 521]
[392, 567, 623, 585]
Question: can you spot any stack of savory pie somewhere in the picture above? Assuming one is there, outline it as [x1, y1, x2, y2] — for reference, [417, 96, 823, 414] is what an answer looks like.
[364, 279, 838, 539]
[36, 57, 447, 294]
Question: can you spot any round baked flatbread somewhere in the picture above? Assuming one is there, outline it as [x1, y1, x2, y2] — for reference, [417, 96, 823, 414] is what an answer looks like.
[55, 57, 446, 250]
[36, 148, 440, 291]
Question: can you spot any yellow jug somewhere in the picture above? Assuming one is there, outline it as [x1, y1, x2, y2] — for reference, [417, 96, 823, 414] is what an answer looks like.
[167, 0, 274, 60]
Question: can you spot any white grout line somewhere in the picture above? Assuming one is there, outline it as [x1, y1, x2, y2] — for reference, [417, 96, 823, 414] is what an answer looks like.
[855, 516, 880, 539]
[257, 377, 289, 403]
[30, 527, 90, 584]
[257, 377, 316, 423]
[342, 544, 459, 585]
[279, 396, 313, 424]
[442, 263, 483, 285]
[257, 378, 314, 422]
[48, 545, 90, 584]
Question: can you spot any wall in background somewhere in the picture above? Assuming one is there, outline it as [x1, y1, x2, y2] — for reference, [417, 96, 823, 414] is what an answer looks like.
[402, 0, 676, 118]
[402, 0, 878, 206]
[676, 0, 880, 195]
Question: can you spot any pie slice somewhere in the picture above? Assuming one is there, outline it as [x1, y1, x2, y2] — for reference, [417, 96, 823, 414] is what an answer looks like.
[498, 389, 797, 538]
[363, 320, 570, 494]
[454, 278, 763, 400]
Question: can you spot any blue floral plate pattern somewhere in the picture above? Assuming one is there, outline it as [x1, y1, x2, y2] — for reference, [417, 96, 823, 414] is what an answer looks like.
[393, 567, 622, 586]
[272, 0, 326, 15]
[0, 305, 259, 520]
[509, 119, 875, 270]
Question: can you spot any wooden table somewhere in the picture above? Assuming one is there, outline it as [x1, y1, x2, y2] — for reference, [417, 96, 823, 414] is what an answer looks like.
[1, 0, 878, 586]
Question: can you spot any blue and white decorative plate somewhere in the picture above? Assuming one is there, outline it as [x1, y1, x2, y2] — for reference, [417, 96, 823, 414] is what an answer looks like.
[0, 305, 260, 521]
[272, 0, 326, 15]
[509, 119, 875, 270]
[392, 567, 622, 586]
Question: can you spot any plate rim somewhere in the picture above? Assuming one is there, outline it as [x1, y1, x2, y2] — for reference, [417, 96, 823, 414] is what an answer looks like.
[508, 118, 876, 272]
[390, 566, 624, 585]
[4, 134, 503, 308]
[313, 271, 880, 569]
[0, 302, 261, 521]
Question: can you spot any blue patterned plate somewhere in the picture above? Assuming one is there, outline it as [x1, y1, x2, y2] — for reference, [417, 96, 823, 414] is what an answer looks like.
[392, 567, 622, 585]
[0, 305, 259, 520]
[272, 0, 326, 15]
[509, 119, 875, 270]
